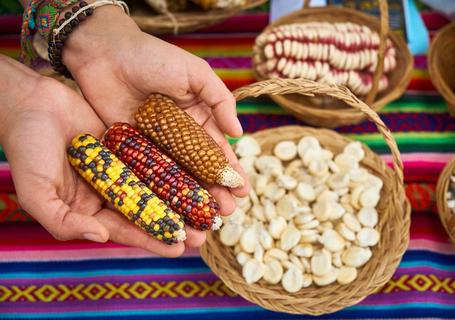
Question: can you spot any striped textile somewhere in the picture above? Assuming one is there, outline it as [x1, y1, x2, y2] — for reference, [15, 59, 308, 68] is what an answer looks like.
[0, 6, 454, 319]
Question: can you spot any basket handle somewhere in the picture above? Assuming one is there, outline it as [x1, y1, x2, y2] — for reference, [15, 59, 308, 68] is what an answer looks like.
[366, 0, 388, 105]
[301, 0, 388, 105]
[233, 78, 404, 183]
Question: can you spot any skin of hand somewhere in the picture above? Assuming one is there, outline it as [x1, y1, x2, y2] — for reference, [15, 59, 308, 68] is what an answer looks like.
[62, 5, 250, 213]
[0, 55, 206, 257]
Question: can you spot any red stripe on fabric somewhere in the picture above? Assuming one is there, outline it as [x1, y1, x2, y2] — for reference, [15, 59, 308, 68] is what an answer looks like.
[162, 35, 256, 47]
[407, 78, 436, 92]
[225, 79, 255, 90]
[0, 208, 448, 249]
[0, 36, 21, 49]
[194, 13, 269, 33]
[0, 16, 21, 34]
[421, 11, 451, 30]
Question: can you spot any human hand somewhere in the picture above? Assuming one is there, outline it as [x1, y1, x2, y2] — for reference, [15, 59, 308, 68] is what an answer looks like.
[62, 5, 250, 214]
[0, 55, 205, 256]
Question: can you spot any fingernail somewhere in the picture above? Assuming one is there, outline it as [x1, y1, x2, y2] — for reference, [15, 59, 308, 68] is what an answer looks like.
[83, 232, 104, 243]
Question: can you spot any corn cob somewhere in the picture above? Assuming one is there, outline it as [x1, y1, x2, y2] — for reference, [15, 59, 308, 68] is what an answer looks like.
[253, 22, 396, 96]
[135, 94, 244, 188]
[166, 0, 187, 11]
[67, 134, 186, 244]
[190, 0, 245, 10]
[103, 123, 222, 231]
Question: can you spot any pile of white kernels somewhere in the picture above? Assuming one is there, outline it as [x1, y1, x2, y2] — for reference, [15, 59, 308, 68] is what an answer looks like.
[220, 135, 383, 293]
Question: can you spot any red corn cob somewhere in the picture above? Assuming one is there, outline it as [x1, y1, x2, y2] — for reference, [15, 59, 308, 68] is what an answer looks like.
[103, 123, 222, 231]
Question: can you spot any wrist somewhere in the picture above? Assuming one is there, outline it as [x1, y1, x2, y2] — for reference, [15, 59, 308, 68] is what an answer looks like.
[62, 2, 139, 76]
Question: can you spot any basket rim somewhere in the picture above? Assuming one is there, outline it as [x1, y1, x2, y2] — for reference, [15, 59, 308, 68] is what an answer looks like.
[436, 157, 455, 243]
[200, 125, 411, 315]
[428, 22, 455, 106]
[252, 6, 413, 127]
[130, 0, 267, 34]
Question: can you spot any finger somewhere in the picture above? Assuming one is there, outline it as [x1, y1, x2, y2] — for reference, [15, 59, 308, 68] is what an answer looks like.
[95, 208, 185, 257]
[206, 184, 236, 216]
[202, 116, 251, 195]
[25, 197, 110, 242]
[229, 162, 250, 198]
[184, 227, 206, 248]
[188, 60, 242, 137]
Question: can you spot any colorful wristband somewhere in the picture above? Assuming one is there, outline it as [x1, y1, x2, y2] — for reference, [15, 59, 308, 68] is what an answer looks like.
[20, 0, 79, 67]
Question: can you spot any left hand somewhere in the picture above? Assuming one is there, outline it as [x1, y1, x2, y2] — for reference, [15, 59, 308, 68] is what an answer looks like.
[0, 55, 205, 255]
[63, 4, 249, 214]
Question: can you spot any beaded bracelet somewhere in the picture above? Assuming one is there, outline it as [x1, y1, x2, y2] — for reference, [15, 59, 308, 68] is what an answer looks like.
[48, 0, 129, 78]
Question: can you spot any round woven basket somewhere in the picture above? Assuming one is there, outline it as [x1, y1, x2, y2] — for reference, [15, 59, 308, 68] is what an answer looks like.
[252, 0, 412, 128]
[129, 0, 266, 35]
[200, 78, 411, 315]
[428, 21, 455, 118]
[436, 157, 455, 243]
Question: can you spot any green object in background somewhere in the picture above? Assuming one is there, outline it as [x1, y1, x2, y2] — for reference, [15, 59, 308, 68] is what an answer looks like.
[0, 0, 22, 15]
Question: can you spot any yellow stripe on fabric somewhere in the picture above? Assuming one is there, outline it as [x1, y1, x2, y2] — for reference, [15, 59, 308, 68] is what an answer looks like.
[214, 68, 254, 80]
[0, 280, 236, 302]
[0, 275, 453, 302]
[182, 46, 252, 57]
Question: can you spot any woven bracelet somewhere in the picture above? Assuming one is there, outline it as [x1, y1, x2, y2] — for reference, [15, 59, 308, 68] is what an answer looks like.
[48, 0, 129, 78]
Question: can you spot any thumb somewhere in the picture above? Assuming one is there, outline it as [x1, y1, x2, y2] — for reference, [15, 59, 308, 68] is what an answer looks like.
[25, 197, 110, 243]
[55, 210, 110, 243]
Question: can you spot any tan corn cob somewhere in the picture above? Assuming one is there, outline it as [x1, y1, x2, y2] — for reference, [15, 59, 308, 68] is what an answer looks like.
[67, 134, 186, 244]
[135, 94, 244, 188]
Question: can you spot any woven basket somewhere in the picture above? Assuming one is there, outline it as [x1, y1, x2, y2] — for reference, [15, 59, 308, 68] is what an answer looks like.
[200, 78, 411, 315]
[428, 22, 455, 118]
[252, 0, 412, 128]
[129, 0, 266, 35]
[436, 157, 455, 243]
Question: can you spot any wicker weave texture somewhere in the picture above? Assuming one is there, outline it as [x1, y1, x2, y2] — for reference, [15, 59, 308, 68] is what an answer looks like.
[436, 157, 455, 243]
[252, 0, 412, 128]
[428, 22, 455, 118]
[130, 0, 266, 34]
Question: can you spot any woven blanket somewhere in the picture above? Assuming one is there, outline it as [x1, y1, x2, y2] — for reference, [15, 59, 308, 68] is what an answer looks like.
[0, 5, 454, 319]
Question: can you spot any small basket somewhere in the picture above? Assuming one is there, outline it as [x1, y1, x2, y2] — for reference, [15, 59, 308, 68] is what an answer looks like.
[436, 157, 455, 243]
[200, 78, 411, 315]
[428, 22, 455, 118]
[129, 0, 266, 35]
[252, 0, 413, 128]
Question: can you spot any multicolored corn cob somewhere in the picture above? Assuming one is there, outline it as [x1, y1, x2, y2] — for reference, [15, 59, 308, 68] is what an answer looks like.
[67, 134, 186, 244]
[253, 22, 396, 96]
[103, 123, 222, 231]
[135, 94, 244, 188]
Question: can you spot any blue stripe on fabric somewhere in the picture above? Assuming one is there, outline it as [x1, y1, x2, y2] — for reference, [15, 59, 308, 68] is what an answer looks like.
[1, 305, 455, 319]
[0, 268, 211, 279]
[0, 251, 453, 276]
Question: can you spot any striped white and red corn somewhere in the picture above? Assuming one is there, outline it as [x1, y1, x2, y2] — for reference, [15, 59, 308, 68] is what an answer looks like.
[253, 22, 396, 96]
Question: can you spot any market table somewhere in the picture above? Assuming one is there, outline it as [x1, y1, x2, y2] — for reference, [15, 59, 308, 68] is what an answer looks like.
[0, 3, 454, 319]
